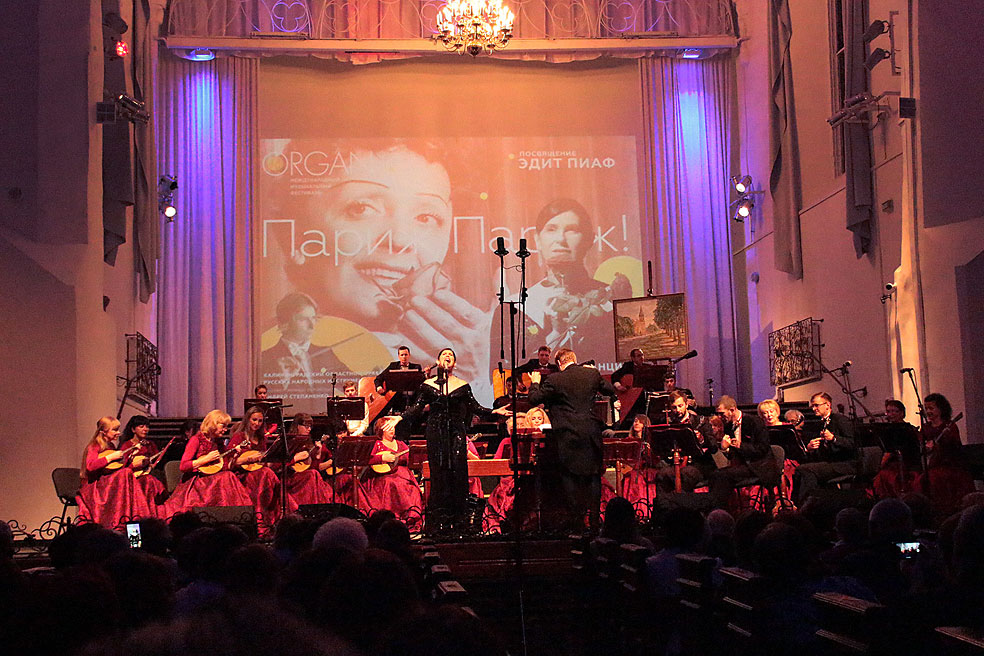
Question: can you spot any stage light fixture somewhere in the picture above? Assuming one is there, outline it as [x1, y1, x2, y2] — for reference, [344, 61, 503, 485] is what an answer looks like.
[186, 48, 216, 62]
[736, 197, 754, 219]
[158, 175, 178, 222]
[114, 40, 129, 58]
[865, 48, 891, 71]
[863, 19, 889, 43]
[681, 48, 702, 59]
[732, 175, 752, 194]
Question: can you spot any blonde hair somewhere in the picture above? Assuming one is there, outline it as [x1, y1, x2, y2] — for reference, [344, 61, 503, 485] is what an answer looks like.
[526, 406, 549, 427]
[757, 399, 780, 418]
[80, 416, 120, 481]
[200, 409, 232, 437]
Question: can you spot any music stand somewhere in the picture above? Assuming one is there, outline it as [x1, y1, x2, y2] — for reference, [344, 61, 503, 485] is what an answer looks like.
[332, 438, 377, 512]
[327, 397, 366, 421]
[633, 363, 668, 391]
[380, 370, 426, 394]
[647, 425, 703, 462]
[862, 423, 920, 470]
[767, 425, 806, 463]
[645, 392, 671, 425]
[603, 438, 643, 492]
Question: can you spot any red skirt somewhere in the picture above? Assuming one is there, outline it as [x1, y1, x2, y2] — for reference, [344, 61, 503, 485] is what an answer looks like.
[238, 466, 297, 530]
[915, 466, 976, 517]
[162, 471, 253, 518]
[324, 473, 367, 509]
[482, 476, 515, 533]
[362, 467, 424, 531]
[285, 469, 333, 506]
[133, 473, 165, 517]
[620, 468, 660, 518]
[77, 468, 145, 528]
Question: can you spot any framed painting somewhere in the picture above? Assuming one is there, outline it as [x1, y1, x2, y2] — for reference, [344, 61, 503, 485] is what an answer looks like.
[612, 293, 689, 362]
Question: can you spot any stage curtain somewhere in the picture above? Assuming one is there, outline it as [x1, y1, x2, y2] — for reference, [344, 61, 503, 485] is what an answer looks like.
[156, 56, 257, 415]
[165, 0, 736, 41]
[640, 55, 738, 395]
[768, 0, 802, 279]
[843, 0, 873, 257]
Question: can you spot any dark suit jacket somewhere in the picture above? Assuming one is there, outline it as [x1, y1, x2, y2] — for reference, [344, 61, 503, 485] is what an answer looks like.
[725, 412, 780, 487]
[817, 412, 858, 462]
[529, 364, 616, 476]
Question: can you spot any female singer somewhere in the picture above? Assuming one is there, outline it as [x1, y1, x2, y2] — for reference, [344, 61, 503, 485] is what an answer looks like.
[914, 393, 974, 516]
[384, 348, 509, 531]
[77, 416, 145, 527]
[284, 413, 334, 505]
[363, 421, 424, 530]
[120, 415, 166, 513]
[227, 406, 296, 530]
[163, 410, 253, 517]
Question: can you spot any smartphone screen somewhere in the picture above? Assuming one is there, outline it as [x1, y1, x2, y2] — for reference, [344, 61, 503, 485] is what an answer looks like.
[125, 522, 142, 549]
[896, 541, 920, 559]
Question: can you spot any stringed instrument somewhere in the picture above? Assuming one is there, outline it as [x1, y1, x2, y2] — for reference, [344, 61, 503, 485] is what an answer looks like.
[615, 373, 644, 418]
[359, 375, 394, 428]
[197, 441, 246, 475]
[291, 438, 335, 474]
[370, 448, 409, 475]
[133, 434, 181, 477]
[240, 426, 283, 471]
[672, 448, 690, 493]
[100, 439, 146, 470]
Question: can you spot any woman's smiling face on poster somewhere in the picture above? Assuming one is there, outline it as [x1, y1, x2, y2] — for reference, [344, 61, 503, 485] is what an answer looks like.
[321, 146, 452, 324]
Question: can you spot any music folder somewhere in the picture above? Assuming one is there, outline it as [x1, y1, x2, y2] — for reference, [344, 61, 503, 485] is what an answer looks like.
[327, 397, 366, 421]
[380, 370, 426, 393]
[647, 424, 703, 462]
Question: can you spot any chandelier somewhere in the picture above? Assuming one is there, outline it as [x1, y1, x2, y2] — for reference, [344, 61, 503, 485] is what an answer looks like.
[434, 0, 515, 56]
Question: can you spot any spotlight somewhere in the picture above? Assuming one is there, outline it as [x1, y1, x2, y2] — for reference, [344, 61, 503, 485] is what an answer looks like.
[863, 19, 889, 43]
[114, 40, 129, 58]
[731, 175, 752, 194]
[158, 175, 178, 222]
[865, 48, 891, 71]
[186, 48, 216, 62]
[736, 197, 754, 219]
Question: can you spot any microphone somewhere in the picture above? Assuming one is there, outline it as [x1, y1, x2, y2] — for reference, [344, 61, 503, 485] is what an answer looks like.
[842, 360, 852, 368]
[494, 237, 509, 256]
[517, 238, 531, 258]
[498, 361, 504, 377]
[900, 367, 914, 373]
[679, 349, 698, 361]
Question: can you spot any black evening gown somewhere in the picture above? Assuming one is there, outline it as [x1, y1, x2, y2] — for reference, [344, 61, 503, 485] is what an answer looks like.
[402, 380, 490, 523]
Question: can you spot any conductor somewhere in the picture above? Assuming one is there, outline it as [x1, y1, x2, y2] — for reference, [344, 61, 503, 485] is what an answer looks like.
[528, 348, 617, 531]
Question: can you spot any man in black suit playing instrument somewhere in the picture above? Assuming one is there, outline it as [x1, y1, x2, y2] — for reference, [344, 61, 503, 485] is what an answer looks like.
[529, 348, 618, 531]
[374, 345, 423, 413]
[708, 395, 780, 508]
[793, 392, 858, 504]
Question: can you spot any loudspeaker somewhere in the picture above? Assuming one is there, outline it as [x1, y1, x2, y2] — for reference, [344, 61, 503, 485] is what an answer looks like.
[297, 503, 364, 522]
[194, 505, 257, 538]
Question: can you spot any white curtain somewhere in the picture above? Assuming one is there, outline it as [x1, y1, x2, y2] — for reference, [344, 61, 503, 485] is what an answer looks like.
[641, 55, 738, 398]
[156, 55, 257, 415]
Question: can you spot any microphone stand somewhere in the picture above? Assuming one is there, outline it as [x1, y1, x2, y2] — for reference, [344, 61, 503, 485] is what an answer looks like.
[796, 352, 874, 418]
[903, 368, 929, 493]
[517, 238, 531, 360]
[495, 239, 509, 361]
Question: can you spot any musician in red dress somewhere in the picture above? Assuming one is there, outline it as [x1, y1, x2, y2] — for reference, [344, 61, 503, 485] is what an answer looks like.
[120, 415, 166, 515]
[914, 393, 974, 517]
[284, 413, 334, 505]
[227, 406, 297, 530]
[363, 421, 423, 530]
[77, 416, 145, 528]
[163, 410, 253, 517]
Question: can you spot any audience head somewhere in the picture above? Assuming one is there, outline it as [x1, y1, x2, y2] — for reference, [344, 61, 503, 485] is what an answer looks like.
[365, 510, 398, 541]
[313, 517, 368, 554]
[103, 549, 176, 628]
[662, 507, 705, 550]
[753, 522, 809, 581]
[953, 505, 984, 586]
[833, 507, 867, 545]
[706, 509, 736, 538]
[601, 496, 639, 544]
[868, 498, 914, 544]
[222, 543, 281, 597]
[0, 522, 13, 560]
